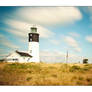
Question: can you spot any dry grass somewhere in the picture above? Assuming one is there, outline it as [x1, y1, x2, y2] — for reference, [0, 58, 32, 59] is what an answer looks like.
[0, 62, 92, 85]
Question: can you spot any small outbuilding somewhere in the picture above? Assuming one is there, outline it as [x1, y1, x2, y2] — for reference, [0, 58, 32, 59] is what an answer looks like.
[5, 50, 32, 63]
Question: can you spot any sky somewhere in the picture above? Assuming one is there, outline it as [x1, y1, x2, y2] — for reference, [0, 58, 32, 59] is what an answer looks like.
[0, 6, 92, 63]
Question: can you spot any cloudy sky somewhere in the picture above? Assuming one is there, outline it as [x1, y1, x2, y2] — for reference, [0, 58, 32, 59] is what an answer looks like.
[0, 6, 92, 63]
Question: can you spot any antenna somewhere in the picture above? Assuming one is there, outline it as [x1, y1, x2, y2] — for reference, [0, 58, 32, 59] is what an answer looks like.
[66, 50, 68, 63]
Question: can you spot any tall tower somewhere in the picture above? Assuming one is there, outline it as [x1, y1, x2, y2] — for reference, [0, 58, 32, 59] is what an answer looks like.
[28, 26, 40, 62]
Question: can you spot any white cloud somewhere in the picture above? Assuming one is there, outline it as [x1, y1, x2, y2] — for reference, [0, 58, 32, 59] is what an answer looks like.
[40, 50, 82, 63]
[3, 41, 19, 49]
[64, 36, 78, 47]
[69, 32, 80, 38]
[84, 7, 92, 22]
[37, 25, 55, 38]
[5, 19, 54, 39]
[86, 35, 92, 43]
[87, 7, 92, 14]
[14, 7, 82, 26]
[74, 47, 81, 52]
[40, 50, 64, 57]
[0, 34, 19, 49]
[40, 50, 65, 63]
[0, 34, 5, 38]
[64, 36, 81, 52]
[49, 39, 60, 45]
[0, 54, 9, 59]
[4, 7, 82, 42]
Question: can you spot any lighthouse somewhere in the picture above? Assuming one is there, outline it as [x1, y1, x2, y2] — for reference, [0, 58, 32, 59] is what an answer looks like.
[28, 26, 40, 62]
[4, 26, 40, 63]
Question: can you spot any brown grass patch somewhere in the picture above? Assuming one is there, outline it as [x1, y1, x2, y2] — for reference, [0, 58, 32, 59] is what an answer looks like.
[0, 62, 92, 85]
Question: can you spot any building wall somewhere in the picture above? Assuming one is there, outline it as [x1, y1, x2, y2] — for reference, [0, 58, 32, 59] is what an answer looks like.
[5, 52, 31, 63]
[6, 52, 20, 62]
[28, 42, 40, 62]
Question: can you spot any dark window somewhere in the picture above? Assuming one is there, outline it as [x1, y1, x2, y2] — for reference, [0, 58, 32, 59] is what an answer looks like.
[12, 59, 18, 61]
[30, 50, 32, 53]
[28, 33, 39, 42]
[32, 34, 39, 42]
[30, 38, 32, 41]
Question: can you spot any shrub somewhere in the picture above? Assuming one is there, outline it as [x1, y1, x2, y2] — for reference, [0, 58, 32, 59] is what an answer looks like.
[84, 64, 89, 66]
[7, 63, 28, 69]
[82, 67, 89, 71]
[69, 65, 81, 72]
[83, 59, 88, 64]
[27, 64, 42, 73]
[82, 64, 91, 71]
[71, 76, 77, 81]
[86, 78, 92, 82]
[78, 76, 83, 80]
[60, 64, 70, 72]
[26, 77, 32, 81]
[76, 81, 82, 85]
[51, 74, 57, 78]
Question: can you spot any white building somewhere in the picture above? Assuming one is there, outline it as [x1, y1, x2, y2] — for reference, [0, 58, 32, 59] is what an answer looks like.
[5, 50, 32, 63]
[5, 26, 40, 63]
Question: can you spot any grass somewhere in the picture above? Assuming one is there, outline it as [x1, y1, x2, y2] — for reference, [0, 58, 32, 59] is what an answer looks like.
[0, 62, 92, 85]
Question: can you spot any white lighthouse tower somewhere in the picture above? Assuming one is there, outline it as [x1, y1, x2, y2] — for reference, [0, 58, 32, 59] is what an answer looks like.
[28, 26, 40, 62]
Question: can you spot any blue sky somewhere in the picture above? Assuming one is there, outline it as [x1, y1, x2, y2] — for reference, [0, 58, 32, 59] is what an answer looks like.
[0, 6, 92, 63]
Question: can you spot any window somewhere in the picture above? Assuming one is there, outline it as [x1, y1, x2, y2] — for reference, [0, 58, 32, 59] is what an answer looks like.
[30, 38, 32, 41]
[30, 50, 32, 53]
[27, 58, 30, 62]
[12, 59, 18, 61]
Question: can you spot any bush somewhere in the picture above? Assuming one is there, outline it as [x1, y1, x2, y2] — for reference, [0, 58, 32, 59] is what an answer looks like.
[26, 77, 32, 81]
[51, 74, 57, 78]
[78, 76, 83, 80]
[60, 64, 70, 72]
[7, 63, 28, 69]
[5, 63, 41, 70]
[86, 78, 92, 82]
[69, 65, 81, 72]
[82, 64, 91, 71]
[82, 67, 89, 71]
[83, 59, 88, 64]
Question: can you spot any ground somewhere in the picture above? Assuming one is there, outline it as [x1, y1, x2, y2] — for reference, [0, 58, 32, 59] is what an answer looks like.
[0, 62, 92, 85]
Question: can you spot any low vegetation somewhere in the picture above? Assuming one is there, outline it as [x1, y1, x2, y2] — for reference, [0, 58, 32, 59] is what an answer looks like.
[0, 62, 92, 85]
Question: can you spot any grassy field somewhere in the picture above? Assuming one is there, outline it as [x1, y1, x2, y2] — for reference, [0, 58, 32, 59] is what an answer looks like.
[0, 62, 92, 85]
